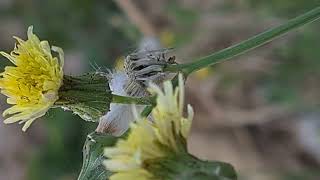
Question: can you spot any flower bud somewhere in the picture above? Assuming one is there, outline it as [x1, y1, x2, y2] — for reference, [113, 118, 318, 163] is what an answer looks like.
[56, 72, 112, 122]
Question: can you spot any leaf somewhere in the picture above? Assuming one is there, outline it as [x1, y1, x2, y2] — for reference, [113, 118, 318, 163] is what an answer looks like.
[77, 132, 117, 180]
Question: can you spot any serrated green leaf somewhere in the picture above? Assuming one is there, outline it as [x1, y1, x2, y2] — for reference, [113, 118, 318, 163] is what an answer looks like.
[77, 132, 117, 180]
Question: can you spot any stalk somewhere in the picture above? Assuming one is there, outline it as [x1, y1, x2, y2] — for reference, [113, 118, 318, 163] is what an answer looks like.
[164, 6, 320, 75]
[141, 6, 320, 117]
[112, 94, 154, 105]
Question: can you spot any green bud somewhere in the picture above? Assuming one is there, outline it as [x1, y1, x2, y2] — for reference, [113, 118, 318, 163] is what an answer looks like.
[55, 72, 112, 122]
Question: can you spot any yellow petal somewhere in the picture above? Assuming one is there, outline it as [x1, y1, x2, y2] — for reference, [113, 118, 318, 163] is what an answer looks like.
[0, 52, 16, 65]
[22, 118, 37, 132]
[2, 105, 23, 116]
[4, 112, 33, 124]
[52, 46, 64, 68]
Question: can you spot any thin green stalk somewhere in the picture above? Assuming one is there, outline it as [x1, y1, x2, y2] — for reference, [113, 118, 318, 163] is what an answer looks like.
[141, 105, 154, 117]
[142, 6, 320, 117]
[164, 6, 320, 75]
[112, 94, 153, 105]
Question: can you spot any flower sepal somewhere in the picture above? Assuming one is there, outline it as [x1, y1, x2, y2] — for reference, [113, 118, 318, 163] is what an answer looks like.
[55, 72, 112, 122]
[145, 152, 237, 180]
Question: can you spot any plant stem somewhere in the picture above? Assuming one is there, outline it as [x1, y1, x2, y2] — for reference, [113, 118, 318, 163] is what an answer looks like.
[140, 105, 154, 116]
[141, 6, 320, 117]
[112, 94, 154, 105]
[164, 6, 320, 75]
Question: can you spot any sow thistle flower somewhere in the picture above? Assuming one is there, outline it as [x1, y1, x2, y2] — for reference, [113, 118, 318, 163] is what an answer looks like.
[104, 74, 236, 180]
[0, 26, 64, 131]
[0, 26, 112, 131]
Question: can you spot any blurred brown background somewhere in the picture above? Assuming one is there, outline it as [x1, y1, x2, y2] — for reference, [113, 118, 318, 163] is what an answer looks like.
[0, 0, 320, 179]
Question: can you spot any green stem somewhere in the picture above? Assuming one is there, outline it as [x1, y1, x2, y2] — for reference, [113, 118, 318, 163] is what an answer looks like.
[141, 6, 320, 117]
[112, 94, 154, 105]
[164, 6, 320, 75]
[141, 105, 154, 117]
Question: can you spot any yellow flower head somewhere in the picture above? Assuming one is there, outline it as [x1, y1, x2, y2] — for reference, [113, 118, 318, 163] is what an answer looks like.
[0, 26, 64, 131]
[104, 74, 194, 180]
